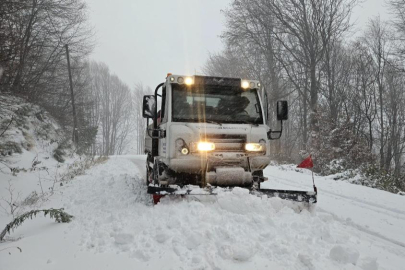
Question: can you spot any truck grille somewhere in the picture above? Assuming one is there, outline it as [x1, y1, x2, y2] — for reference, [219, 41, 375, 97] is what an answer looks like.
[202, 134, 246, 152]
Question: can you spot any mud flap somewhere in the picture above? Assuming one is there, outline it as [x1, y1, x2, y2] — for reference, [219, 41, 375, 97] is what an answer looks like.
[152, 194, 165, 204]
[148, 186, 174, 205]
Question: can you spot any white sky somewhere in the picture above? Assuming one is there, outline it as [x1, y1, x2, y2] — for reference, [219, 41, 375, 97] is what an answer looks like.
[85, 0, 390, 90]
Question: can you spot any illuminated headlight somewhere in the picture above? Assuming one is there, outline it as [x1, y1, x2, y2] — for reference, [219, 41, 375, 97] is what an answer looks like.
[197, 142, 215, 151]
[185, 77, 194, 85]
[245, 143, 264, 152]
[241, 80, 249, 89]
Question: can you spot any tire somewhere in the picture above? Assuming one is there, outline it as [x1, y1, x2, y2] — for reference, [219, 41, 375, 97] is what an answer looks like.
[146, 162, 154, 186]
[146, 166, 149, 186]
[252, 170, 264, 177]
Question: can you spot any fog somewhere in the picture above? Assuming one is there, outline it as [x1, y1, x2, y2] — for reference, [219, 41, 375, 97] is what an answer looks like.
[85, 0, 388, 89]
[85, 0, 230, 89]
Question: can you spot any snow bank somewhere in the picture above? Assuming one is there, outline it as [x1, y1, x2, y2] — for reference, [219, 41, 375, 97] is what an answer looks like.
[0, 94, 84, 231]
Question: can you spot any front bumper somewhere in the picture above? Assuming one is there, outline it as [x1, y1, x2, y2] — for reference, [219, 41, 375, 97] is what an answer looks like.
[168, 152, 270, 174]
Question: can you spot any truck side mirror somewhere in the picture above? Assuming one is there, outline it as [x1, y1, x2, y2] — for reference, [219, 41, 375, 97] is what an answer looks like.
[276, 100, 288, 121]
[142, 95, 156, 118]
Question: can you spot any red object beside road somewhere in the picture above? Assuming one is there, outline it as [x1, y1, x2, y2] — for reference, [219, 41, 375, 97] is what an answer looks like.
[297, 155, 314, 169]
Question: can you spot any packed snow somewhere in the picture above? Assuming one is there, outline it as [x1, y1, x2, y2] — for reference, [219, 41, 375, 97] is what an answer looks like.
[1, 155, 405, 269]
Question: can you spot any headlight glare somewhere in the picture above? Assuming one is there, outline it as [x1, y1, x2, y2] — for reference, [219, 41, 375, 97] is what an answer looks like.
[245, 143, 264, 152]
[197, 142, 215, 151]
[185, 77, 194, 85]
[241, 80, 249, 89]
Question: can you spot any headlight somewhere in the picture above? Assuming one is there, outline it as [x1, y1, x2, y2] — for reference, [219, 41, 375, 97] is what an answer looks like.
[197, 142, 215, 151]
[241, 80, 249, 89]
[245, 143, 264, 152]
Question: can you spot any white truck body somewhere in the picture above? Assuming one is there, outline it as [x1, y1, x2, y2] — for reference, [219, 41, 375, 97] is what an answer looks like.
[143, 74, 317, 203]
[144, 75, 271, 186]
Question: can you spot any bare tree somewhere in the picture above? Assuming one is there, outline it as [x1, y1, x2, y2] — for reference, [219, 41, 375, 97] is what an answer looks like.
[0, 0, 93, 94]
[388, 0, 405, 48]
[266, 0, 357, 149]
[363, 17, 393, 169]
[350, 42, 377, 151]
[133, 83, 151, 154]
[86, 61, 134, 156]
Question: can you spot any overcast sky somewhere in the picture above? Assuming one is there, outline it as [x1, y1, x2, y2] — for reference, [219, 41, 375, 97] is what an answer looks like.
[85, 0, 389, 90]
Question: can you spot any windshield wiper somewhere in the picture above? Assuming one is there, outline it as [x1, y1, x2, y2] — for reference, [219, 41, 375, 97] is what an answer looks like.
[173, 118, 222, 125]
[234, 120, 260, 126]
[205, 120, 222, 126]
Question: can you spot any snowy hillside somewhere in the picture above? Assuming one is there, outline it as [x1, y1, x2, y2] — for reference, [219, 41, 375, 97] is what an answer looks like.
[1, 155, 405, 270]
[0, 94, 91, 231]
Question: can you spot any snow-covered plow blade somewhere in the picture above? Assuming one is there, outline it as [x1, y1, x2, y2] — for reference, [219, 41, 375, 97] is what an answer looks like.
[147, 185, 317, 204]
[252, 188, 317, 203]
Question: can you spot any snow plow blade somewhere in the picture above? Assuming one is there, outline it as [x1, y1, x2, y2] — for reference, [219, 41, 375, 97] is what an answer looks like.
[254, 189, 317, 203]
[147, 186, 317, 203]
[147, 185, 217, 196]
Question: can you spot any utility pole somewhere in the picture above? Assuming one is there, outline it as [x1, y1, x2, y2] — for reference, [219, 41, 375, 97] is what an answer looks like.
[65, 44, 79, 145]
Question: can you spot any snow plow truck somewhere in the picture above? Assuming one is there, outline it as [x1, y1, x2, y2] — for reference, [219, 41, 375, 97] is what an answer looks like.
[143, 74, 317, 204]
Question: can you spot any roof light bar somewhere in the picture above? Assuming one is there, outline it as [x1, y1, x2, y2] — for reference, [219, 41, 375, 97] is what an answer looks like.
[168, 75, 259, 89]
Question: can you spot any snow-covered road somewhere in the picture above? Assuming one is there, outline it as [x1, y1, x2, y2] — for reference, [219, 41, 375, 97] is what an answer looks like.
[1, 155, 405, 270]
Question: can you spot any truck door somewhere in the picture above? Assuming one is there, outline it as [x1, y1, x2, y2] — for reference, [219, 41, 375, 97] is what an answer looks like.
[155, 85, 168, 158]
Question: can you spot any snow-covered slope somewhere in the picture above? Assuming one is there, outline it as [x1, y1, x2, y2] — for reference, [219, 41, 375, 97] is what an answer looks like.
[0, 95, 81, 213]
[1, 155, 405, 270]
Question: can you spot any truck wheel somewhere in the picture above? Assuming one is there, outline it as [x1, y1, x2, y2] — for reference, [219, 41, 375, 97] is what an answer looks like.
[146, 166, 153, 186]
[253, 170, 264, 177]
[146, 166, 149, 186]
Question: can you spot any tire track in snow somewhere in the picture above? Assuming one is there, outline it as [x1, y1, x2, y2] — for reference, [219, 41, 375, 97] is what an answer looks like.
[264, 172, 405, 251]
[315, 207, 405, 252]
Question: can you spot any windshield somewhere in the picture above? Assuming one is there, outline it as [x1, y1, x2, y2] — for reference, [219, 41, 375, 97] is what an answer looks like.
[172, 84, 264, 125]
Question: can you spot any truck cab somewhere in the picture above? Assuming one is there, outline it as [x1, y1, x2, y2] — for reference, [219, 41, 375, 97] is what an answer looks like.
[143, 74, 288, 188]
